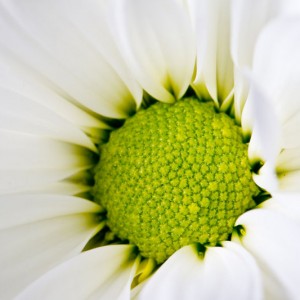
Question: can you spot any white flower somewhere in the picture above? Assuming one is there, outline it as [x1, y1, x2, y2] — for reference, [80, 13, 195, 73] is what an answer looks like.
[1, 0, 300, 299]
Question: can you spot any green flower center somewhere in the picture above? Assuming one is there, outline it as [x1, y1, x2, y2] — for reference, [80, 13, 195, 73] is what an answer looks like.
[94, 98, 259, 263]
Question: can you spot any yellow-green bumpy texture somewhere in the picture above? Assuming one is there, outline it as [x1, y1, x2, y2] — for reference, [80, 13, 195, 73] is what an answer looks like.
[94, 98, 259, 263]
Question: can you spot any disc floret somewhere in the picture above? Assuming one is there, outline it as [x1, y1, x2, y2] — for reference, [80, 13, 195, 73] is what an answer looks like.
[94, 98, 259, 263]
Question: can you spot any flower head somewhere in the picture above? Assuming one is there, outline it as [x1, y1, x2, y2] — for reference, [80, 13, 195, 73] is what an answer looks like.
[1, 0, 300, 299]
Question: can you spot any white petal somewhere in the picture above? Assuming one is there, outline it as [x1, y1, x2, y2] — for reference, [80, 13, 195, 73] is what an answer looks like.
[0, 87, 96, 151]
[231, 0, 279, 120]
[17, 245, 139, 300]
[277, 148, 300, 172]
[0, 194, 101, 229]
[249, 17, 300, 190]
[253, 161, 278, 194]
[262, 193, 300, 226]
[138, 243, 262, 300]
[0, 0, 141, 118]
[0, 53, 108, 138]
[251, 17, 300, 127]
[243, 77, 280, 163]
[234, 208, 300, 299]
[0, 130, 93, 194]
[188, 0, 233, 105]
[0, 130, 91, 170]
[4, 181, 91, 196]
[131, 280, 149, 300]
[114, 0, 195, 102]
[251, 17, 300, 147]
[0, 170, 90, 196]
[231, 0, 300, 120]
[242, 78, 280, 192]
[276, 170, 300, 192]
[282, 115, 300, 149]
[0, 195, 103, 299]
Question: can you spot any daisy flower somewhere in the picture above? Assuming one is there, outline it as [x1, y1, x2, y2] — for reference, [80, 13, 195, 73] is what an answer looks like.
[1, 0, 300, 299]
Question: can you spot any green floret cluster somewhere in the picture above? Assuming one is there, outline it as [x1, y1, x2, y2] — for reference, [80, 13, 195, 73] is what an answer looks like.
[94, 98, 259, 263]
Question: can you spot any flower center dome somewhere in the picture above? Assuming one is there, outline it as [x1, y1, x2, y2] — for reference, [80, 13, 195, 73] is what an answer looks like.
[94, 98, 259, 263]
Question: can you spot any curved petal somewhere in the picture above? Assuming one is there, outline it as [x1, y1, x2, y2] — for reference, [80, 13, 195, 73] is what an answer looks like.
[114, 0, 195, 102]
[273, 150, 300, 192]
[0, 0, 142, 119]
[277, 148, 300, 172]
[131, 280, 149, 300]
[0, 194, 101, 229]
[231, 0, 300, 121]
[231, 0, 280, 120]
[0, 87, 96, 152]
[0, 130, 94, 194]
[187, 0, 233, 106]
[0, 195, 103, 299]
[17, 245, 139, 300]
[245, 80, 280, 162]
[0, 131, 91, 170]
[234, 208, 300, 300]
[138, 243, 262, 300]
[276, 170, 300, 192]
[253, 161, 278, 194]
[262, 193, 300, 225]
[14, 181, 91, 196]
[248, 17, 300, 191]
[242, 78, 280, 192]
[0, 52, 108, 139]
[251, 17, 300, 136]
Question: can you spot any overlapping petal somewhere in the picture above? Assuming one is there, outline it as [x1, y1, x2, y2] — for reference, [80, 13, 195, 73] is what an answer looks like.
[234, 208, 300, 299]
[242, 80, 280, 192]
[0, 0, 299, 299]
[17, 245, 139, 300]
[231, 0, 300, 121]
[0, 0, 142, 119]
[187, 0, 233, 107]
[114, 0, 196, 102]
[0, 87, 96, 151]
[0, 53, 108, 141]
[0, 129, 95, 194]
[246, 17, 300, 191]
[0, 195, 103, 299]
[262, 193, 300, 225]
[137, 243, 262, 300]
